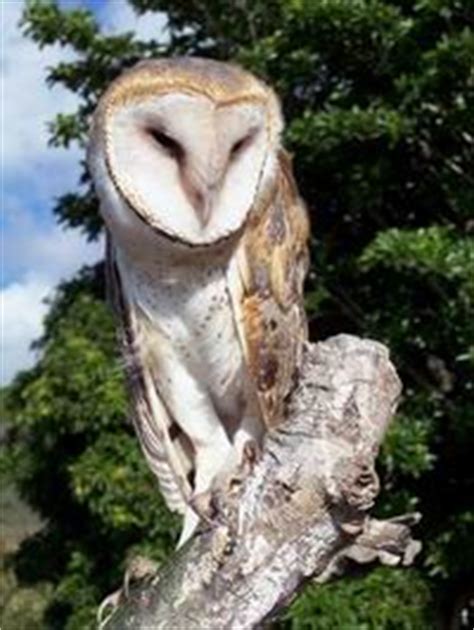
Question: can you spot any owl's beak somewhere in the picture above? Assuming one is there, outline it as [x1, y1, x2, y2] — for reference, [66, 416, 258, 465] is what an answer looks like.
[192, 178, 221, 229]
[194, 188, 215, 227]
[186, 150, 225, 227]
[198, 196, 213, 227]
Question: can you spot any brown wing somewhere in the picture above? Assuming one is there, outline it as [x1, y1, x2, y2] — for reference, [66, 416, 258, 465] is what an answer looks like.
[230, 150, 310, 427]
[106, 235, 192, 514]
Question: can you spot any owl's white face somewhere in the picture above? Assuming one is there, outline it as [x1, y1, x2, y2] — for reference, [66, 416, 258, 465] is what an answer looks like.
[90, 59, 283, 250]
[106, 92, 273, 246]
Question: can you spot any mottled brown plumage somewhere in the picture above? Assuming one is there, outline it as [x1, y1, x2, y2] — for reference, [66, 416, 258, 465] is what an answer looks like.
[232, 150, 310, 427]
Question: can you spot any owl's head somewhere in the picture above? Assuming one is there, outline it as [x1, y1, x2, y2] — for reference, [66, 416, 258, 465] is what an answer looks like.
[89, 58, 283, 249]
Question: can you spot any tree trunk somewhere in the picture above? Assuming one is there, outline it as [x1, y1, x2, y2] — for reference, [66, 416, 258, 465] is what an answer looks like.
[102, 335, 421, 630]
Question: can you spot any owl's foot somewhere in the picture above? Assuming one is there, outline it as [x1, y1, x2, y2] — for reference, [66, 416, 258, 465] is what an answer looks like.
[208, 439, 261, 502]
[225, 437, 262, 485]
[242, 438, 262, 470]
[179, 440, 261, 547]
[177, 491, 219, 548]
[233, 413, 263, 471]
[190, 488, 218, 524]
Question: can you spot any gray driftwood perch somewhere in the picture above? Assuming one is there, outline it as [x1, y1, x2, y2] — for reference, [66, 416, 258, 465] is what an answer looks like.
[103, 335, 421, 629]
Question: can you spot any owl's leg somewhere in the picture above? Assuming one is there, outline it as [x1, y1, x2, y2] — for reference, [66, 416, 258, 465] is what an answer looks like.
[158, 365, 237, 542]
[156, 353, 237, 489]
[179, 414, 260, 548]
[193, 438, 238, 497]
[176, 393, 237, 496]
[177, 448, 234, 548]
[178, 442, 236, 548]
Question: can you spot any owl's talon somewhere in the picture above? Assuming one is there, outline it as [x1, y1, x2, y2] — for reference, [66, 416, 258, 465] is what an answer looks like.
[234, 438, 262, 480]
[242, 439, 261, 467]
[190, 489, 218, 525]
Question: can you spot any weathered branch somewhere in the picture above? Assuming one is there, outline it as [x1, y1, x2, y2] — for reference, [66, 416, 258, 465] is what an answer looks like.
[102, 335, 421, 629]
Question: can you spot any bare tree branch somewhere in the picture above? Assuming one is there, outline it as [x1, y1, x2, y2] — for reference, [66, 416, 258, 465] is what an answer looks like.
[102, 335, 421, 630]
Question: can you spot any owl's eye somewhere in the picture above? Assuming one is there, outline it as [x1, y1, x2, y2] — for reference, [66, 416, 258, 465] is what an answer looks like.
[230, 130, 257, 159]
[148, 128, 183, 160]
[231, 137, 248, 157]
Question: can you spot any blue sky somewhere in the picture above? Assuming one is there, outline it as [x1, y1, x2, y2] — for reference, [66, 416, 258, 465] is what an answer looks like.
[2, 0, 167, 384]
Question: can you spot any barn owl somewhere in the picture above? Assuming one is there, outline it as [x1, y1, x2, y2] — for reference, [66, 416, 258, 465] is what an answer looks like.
[88, 58, 309, 545]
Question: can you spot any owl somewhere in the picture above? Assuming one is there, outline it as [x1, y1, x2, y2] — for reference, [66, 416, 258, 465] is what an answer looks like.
[88, 58, 309, 545]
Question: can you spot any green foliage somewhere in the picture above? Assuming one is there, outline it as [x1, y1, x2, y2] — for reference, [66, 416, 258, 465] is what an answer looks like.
[425, 510, 474, 580]
[1, 562, 52, 630]
[22, 1, 98, 50]
[359, 226, 474, 285]
[3, 0, 473, 627]
[381, 409, 435, 479]
[284, 567, 434, 629]
[70, 432, 179, 550]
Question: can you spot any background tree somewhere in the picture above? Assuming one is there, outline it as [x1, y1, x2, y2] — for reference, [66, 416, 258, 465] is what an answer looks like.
[2, 0, 472, 628]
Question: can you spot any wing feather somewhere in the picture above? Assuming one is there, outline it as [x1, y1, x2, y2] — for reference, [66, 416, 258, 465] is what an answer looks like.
[106, 235, 192, 514]
[228, 151, 310, 427]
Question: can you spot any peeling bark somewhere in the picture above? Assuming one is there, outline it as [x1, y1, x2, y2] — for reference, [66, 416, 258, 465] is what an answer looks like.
[102, 335, 421, 630]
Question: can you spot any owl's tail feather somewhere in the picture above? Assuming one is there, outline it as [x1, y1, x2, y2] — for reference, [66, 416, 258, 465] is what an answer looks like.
[177, 507, 201, 548]
[131, 371, 194, 515]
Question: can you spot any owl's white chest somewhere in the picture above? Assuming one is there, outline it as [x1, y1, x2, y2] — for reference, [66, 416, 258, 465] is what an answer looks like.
[120, 250, 246, 424]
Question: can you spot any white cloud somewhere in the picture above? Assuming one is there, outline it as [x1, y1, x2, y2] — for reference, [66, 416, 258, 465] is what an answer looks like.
[1, 273, 51, 384]
[4, 197, 103, 282]
[2, 0, 81, 199]
[1, 204, 103, 384]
